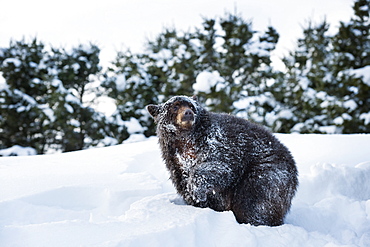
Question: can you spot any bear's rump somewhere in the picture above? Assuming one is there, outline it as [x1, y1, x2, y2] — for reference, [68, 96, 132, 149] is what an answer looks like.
[231, 164, 296, 225]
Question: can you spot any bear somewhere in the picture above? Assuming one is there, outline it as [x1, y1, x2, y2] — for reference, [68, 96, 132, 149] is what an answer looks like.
[146, 95, 298, 226]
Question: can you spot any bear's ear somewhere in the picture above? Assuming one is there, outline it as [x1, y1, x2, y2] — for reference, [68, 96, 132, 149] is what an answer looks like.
[146, 104, 160, 118]
[192, 95, 198, 101]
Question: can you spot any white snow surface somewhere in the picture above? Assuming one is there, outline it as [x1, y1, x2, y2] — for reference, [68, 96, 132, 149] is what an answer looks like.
[0, 145, 37, 157]
[1, 134, 370, 247]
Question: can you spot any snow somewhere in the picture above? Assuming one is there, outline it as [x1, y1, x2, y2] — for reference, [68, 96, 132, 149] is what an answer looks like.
[245, 40, 273, 57]
[65, 103, 74, 113]
[150, 49, 173, 69]
[99, 136, 119, 147]
[39, 104, 56, 122]
[2, 57, 22, 67]
[71, 63, 80, 73]
[277, 109, 294, 120]
[351, 65, 370, 86]
[13, 89, 37, 106]
[359, 4, 369, 11]
[66, 93, 81, 105]
[318, 125, 339, 134]
[360, 112, 370, 125]
[0, 145, 37, 156]
[343, 99, 357, 111]
[115, 74, 126, 91]
[193, 71, 225, 93]
[123, 133, 147, 144]
[175, 44, 191, 59]
[0, 72, 7, 90]
[69, 119, 80, 127]
[0, 134, 370, 246]
[124, 117, 145, 134]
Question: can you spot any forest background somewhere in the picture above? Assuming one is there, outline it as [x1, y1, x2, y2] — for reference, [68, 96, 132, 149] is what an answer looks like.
[0, 0, 369, 154]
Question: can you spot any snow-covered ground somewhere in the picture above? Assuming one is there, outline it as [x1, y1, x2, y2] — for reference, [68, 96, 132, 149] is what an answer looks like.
[0, 134, 369, 247]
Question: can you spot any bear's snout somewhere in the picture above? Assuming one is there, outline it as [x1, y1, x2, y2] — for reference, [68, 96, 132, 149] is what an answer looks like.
[176, 107, 195, 128]
[182, 109, 194, 122]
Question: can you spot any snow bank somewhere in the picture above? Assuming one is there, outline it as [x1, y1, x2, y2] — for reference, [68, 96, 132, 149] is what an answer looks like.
[0, 145, 37, 156]
[0, 134, 370, 246]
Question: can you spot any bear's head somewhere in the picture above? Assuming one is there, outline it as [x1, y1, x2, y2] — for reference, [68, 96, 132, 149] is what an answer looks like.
[146, 95, 200, 132]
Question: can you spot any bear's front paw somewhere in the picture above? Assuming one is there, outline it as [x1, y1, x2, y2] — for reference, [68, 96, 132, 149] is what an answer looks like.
[189, 183, 214, 203]
[194, 186, 208, 202]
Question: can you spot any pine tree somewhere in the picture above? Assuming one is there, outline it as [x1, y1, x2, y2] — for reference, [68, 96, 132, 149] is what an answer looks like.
[190, 13, 280, 124]
[102, 26, 204, 138]
[332, 0, 370, 133]
[54, 43, 113, 151]
[277, 20, 343, 133]
[0, 38, 56, 153]
[334, 0, 370, 70]
[229, 24, 280, 126]
[0, 39, 118, 154]
[277, 0, 370, 134]
[102, 50, 155, 138]
[104, 12, 280, 137]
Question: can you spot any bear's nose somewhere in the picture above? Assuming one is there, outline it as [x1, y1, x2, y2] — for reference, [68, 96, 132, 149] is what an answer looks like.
[184, 109, 193, 116]
[182, 109, 194, 122]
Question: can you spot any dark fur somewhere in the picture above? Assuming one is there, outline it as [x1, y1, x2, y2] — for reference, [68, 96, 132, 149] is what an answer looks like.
[146, 96, 298, 226]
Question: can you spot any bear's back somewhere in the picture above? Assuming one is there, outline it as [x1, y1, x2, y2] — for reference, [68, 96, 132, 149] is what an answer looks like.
[205, 112, 295, 169]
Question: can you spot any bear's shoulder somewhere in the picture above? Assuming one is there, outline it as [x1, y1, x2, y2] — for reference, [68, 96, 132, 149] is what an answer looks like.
[206, 112, 269, 137]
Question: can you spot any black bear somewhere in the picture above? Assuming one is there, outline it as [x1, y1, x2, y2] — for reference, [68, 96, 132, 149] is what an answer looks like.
[146, 95, 298, 226]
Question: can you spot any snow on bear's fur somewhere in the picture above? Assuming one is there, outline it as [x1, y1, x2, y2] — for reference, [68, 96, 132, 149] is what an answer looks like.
[146, 95, 298, 226]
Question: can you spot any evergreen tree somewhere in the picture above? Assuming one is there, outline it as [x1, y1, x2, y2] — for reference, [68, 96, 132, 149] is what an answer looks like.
[332, 0, 370, 133]
[334, 0, 370, 70]
[277, 20, 342, 133]
[104, 12, 280, 134]
[278, 0, 370, 134]
[102, 50, 158, 138]
[228, 24, 280, 125]
[102, 27, 204, 138]
[193, 14, 280, 124]
[54, 43, 114, 151]
[0, 38, 56, 153]
[0, 39, 118, 154]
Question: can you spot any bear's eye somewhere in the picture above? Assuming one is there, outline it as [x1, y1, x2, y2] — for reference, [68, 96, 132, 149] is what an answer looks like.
[172, 104, 180, 112]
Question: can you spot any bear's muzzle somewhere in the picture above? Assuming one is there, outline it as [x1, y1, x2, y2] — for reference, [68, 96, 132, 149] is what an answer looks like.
[177, 107, 195, 128]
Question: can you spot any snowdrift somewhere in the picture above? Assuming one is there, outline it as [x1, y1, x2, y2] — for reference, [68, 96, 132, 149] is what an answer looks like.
[0, 134, 370, 247]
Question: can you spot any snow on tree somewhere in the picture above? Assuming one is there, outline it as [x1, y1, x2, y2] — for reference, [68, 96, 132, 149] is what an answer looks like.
[53, 43, 116, 151]
[276, 20, 342, 133]
[1, 1, 369, 155]
[332, 0, 370, 133]
[0, 39, 118, 154]
[274, 0, 370, 134]
[0, 38, 57, 153]
[103, 12, 280, 133]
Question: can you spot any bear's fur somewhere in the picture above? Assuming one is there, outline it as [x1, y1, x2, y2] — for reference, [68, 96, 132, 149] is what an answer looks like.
[146, 95, 298, 226]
